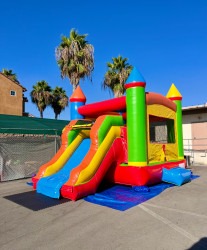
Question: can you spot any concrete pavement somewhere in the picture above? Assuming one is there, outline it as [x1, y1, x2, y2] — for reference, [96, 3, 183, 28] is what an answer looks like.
[1, 165, 207, 250]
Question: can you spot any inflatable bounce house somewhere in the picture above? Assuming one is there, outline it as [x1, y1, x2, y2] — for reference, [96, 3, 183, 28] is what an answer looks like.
[32, 68, 186, 200]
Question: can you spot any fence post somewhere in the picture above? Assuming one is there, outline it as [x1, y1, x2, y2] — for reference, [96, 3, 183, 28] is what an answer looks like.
[55, 130, 58, 154]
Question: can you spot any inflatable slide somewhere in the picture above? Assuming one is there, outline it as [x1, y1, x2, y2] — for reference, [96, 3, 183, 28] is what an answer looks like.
[33, 115, 126, 200]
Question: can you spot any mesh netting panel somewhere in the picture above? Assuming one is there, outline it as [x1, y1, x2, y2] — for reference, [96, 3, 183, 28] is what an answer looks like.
[154, 125, 168, 143]
[0, 134, 60, 181]
[150, 123, 168, 143]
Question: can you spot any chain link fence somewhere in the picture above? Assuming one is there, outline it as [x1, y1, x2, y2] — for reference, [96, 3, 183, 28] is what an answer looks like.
[0, 129, 61, 181]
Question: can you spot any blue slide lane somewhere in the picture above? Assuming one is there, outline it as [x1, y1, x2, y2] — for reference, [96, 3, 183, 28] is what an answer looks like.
[37, 138, 91, 198]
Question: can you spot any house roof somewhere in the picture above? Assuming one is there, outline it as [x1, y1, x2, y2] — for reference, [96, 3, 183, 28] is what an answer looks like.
[182, 104, 207, 115]
[0, 114, 69, 135]
[0, 73, 27, 92]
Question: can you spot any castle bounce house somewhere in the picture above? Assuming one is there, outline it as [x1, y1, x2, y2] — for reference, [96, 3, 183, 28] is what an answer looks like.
[32, 68, 186, 200]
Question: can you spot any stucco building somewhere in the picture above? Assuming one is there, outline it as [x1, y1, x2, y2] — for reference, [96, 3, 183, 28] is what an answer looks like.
[0, 73, 28, 116]
[182, 104, 207, 165]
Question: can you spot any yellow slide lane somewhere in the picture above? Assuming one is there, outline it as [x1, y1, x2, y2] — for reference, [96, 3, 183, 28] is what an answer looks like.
[43, 129, 90, 177]
[75, 126, 121, 185]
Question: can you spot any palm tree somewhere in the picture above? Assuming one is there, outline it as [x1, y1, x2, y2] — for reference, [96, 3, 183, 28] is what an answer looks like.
[55, 28, 94, 91]
[2, 68, 19, 83]
[103, 56, 133, 97]
[51, 87, 68, 119]
[30, 81, 52, 118]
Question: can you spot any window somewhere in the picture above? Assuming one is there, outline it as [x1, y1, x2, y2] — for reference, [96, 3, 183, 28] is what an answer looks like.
[149, 115, 175, 143]
[10, 90, 16, 96]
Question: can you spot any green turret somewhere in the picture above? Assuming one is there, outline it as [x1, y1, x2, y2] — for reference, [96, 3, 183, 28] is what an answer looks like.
[125, 68, 148, 166]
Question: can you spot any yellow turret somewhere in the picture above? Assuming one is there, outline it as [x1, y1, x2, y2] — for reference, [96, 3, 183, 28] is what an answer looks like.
[166, 83, 182, 100]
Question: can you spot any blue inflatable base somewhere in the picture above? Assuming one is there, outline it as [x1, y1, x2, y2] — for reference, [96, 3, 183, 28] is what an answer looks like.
[85, 175, 199, 211]
[26, 182, 33, 186]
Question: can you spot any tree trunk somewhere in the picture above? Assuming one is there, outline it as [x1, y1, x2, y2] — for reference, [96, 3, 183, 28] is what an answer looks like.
[114, 91, 122, 98]
[40, 110, 43, 118]
[72, 83, 79, 92]
[72, 78, 79, 92]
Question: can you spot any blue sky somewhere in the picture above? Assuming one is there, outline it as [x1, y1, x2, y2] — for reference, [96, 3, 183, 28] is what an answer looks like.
[0, 0, 207, 120]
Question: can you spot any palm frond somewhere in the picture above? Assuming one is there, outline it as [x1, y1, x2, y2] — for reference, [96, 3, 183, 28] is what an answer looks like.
[30, 80, 52, 118]
[103, 56, 133, 97]
[56, 28, 94, 91]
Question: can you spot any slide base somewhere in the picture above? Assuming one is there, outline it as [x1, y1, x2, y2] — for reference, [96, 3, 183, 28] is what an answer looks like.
[106, 160, 186, 186]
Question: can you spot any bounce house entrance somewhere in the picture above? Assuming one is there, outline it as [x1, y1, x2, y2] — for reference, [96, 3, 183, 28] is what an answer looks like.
[147, 105, 178, 164]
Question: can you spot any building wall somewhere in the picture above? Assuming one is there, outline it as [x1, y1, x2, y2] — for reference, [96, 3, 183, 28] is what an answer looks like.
[0, 74, 23, 116]
[183, 123, 192, 149]
[182, 111, 207, 165]
[192, 122, 207, 150]
[182, 112, 207, 124]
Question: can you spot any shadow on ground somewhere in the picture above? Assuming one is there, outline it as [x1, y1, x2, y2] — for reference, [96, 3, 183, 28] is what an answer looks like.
[187, 237, 207, 250]
[4, 191, 69, 211]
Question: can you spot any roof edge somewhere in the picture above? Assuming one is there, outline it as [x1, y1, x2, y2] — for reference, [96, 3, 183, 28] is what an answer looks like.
[0, 72, 27, 91]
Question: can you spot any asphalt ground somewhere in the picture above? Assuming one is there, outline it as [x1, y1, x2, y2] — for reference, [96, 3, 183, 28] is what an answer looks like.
[1, 165, 207, 250]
